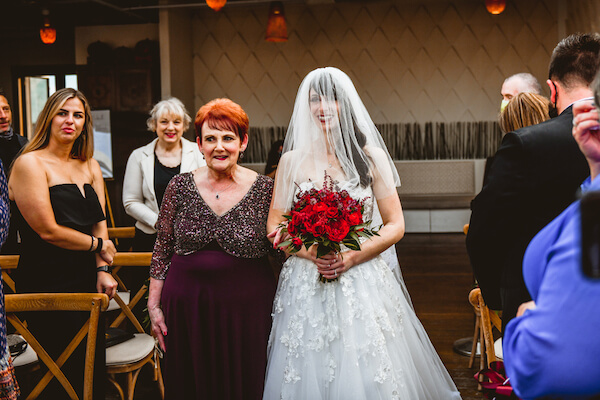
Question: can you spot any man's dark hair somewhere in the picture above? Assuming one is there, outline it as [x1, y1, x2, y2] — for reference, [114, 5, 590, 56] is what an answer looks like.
[548, 33, 600, 89]
[0, 88, 5, 98]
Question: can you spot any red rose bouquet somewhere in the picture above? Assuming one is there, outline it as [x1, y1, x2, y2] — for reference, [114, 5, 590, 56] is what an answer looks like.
[277, 173, 380, 282]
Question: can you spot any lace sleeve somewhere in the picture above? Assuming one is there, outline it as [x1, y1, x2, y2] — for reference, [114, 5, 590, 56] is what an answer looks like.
[150, 174, 183, 279]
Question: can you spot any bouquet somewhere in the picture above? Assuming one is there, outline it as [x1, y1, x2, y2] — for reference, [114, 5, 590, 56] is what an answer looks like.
[277, 173, 380, 282]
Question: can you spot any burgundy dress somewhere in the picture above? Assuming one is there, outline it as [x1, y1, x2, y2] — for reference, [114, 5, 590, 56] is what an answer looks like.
[151, 173, 276, 400]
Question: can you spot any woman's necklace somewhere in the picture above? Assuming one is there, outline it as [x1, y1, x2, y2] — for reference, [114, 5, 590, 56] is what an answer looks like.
[210, 179, 235, 199]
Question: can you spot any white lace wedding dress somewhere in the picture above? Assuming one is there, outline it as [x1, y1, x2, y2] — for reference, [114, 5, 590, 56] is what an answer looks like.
[263, 182, 462, 400]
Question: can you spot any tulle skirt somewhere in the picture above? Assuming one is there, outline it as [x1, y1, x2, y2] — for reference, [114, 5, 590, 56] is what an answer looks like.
[263, 254, 461, 400]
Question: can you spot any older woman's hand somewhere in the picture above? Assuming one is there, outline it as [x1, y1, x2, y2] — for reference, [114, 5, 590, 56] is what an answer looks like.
[267, 223, 291, 250]
[573, 100, 600, 178]
[149, 305, 167, 352]
[99, 239, 117, 265]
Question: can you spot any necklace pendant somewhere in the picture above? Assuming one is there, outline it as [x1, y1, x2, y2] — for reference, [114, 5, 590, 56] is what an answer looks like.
[216, 194, 219, 199]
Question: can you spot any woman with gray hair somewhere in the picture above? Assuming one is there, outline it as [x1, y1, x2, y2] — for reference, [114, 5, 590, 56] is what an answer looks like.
[123, 97, 205, 250]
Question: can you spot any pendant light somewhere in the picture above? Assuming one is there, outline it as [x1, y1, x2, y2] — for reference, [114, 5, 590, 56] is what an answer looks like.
[40, 9, 56, 44]
[265, 1, 288, 42]
[206, 0, 226, 11]
[485, 0, 506, 15]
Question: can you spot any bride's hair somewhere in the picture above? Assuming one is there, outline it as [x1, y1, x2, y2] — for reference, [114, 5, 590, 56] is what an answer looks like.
[308, 75, 372, 187]
[272, 67, 399, 211]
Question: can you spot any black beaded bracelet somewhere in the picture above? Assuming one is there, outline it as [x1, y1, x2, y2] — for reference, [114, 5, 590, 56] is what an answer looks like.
[95, 237, 103, 253]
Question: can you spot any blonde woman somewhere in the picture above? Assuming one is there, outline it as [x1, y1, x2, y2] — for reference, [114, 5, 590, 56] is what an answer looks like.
[9, 88, 117, 398]
[123, 98, 205, 251]
[500, 92, 551, 134]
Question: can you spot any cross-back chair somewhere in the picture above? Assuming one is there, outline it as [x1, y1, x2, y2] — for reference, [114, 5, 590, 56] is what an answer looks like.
[469, 288, 502, 370]
[108, 227, 136, 253]
[5, 293, 109, 400]
[106, 252, 164, 400]
[0, 255, 20, 293]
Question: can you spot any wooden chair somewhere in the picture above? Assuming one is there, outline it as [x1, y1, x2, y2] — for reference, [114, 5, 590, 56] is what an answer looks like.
[5, 293, 109, 400]
[469, 288, 502, 370]
[106, 252, 164, 400]
[108, 227, 136, 251]
[0, 255, 19, 293]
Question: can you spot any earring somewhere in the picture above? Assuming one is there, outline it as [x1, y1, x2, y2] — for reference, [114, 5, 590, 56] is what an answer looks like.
[201, 152, 205, 159]
[239, 151, 245, 159]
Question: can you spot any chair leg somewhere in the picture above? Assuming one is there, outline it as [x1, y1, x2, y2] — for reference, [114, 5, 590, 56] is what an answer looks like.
[468, 317, 480, 368]
[152, 356, 165, 399]
[126, 371, 135, 400]
[108, 374, 125, 400]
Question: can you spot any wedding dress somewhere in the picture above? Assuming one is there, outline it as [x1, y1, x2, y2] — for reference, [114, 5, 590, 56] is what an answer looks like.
[263, 182, 462, 400]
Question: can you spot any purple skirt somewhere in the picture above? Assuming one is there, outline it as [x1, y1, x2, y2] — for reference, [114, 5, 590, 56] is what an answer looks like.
[161, 250, 276, 400]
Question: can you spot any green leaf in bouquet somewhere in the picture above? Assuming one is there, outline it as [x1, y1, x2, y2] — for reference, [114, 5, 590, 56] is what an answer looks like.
[357, 230, 372, 238]
[277, 239, 298, 254]
[349, 231, 360, 242]
[283, 215, 293, 221]
[343, 240, 361, 251]
[316, 244, 333, 258]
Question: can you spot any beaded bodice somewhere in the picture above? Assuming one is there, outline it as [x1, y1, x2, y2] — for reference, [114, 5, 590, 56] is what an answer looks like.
[150, 172, 274, 279]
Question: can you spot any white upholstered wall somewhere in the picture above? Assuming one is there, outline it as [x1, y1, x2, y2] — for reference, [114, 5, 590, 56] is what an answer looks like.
[191, 0, 560, 126]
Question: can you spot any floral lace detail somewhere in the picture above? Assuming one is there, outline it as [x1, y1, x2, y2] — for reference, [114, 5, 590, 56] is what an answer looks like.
[264, 182, 461, 399]
[268, 183, 407, 393]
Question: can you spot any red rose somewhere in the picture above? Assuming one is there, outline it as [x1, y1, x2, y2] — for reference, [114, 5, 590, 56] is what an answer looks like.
[312, 202, 328, 213]
[328, 219, 350, 242]
[292, 237, 303, 248]
[347, 210, 362, 226]
[313, 220, 327, 237]
[326, 206, 339, 219]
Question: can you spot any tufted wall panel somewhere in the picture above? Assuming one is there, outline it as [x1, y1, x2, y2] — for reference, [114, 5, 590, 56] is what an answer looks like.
[192, 0, 559, 127]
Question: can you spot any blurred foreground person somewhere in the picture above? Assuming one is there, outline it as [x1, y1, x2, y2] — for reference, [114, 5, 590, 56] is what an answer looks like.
[503, 72, 600, 400]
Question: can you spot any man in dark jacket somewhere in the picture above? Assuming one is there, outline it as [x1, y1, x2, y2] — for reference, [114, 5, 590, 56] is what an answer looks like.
[467, 33, 600, 330]
[0, 88, 28, 254]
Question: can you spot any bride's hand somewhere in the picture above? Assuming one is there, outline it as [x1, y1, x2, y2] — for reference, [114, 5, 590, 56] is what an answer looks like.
[316, 251, 354, 280]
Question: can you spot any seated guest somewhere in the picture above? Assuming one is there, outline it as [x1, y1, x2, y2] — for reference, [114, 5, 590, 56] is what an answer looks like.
[9, 88, 117, 398]
[503, 73, 600, 399]
[147, 98, 276, 399]
[499, 92, 550, 135]
[123, 97, 205, 251]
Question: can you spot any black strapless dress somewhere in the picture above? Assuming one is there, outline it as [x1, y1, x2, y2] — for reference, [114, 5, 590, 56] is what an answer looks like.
[14, 183, 106, 399]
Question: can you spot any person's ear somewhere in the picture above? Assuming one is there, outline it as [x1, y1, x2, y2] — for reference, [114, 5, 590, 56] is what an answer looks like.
[240, 134, 249, 152]
[547, 79, 557, 104]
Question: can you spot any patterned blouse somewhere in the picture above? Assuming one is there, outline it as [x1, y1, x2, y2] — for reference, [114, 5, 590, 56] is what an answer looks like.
[150, 172, 274, 279]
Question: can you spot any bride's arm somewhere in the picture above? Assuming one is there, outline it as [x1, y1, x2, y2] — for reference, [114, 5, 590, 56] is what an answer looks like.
[318, 148, 404, 279]
[318, 192, 404, 280]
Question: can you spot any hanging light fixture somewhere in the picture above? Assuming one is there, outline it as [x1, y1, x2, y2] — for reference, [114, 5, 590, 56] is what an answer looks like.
[265, 1, 288, 42]
[485, 0, 506, 15]
[39, 9, 56, 44]
[206, 0, 226, 11]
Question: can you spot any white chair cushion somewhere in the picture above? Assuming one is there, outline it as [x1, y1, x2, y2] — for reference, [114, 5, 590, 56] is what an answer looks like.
[494, 337, 503, 360]
[107, 291, 131, 312]
[12, 342, 38, 367]
[106, 333, 154, 366]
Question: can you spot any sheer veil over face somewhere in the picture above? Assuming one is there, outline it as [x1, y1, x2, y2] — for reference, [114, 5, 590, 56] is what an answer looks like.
[273, 67, 401, 211]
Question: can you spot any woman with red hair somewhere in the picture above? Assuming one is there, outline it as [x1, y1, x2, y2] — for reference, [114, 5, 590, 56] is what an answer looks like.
[147, 98, 277, 399]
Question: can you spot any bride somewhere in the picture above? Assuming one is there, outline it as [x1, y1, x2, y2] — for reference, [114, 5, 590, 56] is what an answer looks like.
[263, 67, 461, 399]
